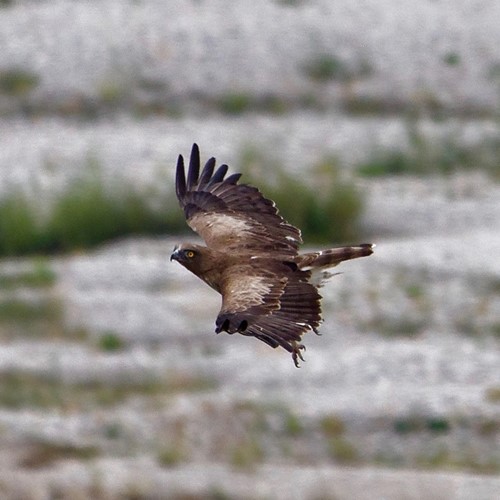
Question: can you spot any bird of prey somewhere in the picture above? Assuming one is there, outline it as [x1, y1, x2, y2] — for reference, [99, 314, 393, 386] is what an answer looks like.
[171, 144, 373, 366]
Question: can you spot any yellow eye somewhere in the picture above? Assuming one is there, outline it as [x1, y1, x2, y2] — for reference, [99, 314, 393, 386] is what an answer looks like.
[186, 250, 195, 258]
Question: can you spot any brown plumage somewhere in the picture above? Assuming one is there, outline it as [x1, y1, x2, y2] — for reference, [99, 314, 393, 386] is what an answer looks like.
[171, 143, 374, 366]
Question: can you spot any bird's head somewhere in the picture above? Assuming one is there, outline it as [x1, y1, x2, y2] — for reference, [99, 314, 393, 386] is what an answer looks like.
[170, 243, 207, 274]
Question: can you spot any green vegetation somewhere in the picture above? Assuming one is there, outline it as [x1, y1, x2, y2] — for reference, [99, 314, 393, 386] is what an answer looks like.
[343, 95, 404, 115]
[0, 260, 56, 289]
[477, 418, 499, 436]
[327, 437, 359, 464]
[0, 126, 497, 257]
[485, 386, 500, 403]
[97, 331, 125, 352]
[301, 52, 372, 85]
[364, 316, 426, 337]
[283, 411, 304, 436]
[302, 54, 349, 83]
[0, 192, 41, 255]
[275, 0, 304, 6]
[443, 52, 461, 66]
[0, 371, 168, 409]
[415, 447, 500, 474]
[0, 149, 368, 256]
[47, 167, 166, 250]
[230, 437, 264, 469]
[158, 444, 185, 467]
[0, 298, 61, 324]
[216, 92, 252, 115]
[0, 268, 71, 341]
[404, 283, 425, 301]
[215, 92, 289, 115]
[0, 163, 182, 256]
[320, 414, 346, 436]
[0, 369, 215, 410]
[239, 147, 365, 243]
[20, 441, 99, 469]
[0, 67, 39, 96]
[393, 415, 451, 434]
[357, 121, 500, 178]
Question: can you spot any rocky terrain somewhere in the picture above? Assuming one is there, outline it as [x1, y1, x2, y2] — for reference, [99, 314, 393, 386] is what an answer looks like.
[0, 1, 499, 498]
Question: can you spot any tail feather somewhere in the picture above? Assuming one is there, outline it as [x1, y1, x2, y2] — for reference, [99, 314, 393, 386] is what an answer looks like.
[297, 243, 374, 271]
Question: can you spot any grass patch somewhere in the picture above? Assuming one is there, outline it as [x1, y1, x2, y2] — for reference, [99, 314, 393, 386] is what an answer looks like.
[0, 192, 42, 255]
[215, 92, 290, 115]
[0, 144, 363, 255]
[485, 386, 500, 403]
[0, 260, 56, 289]
[477, 418, 500, 436]
[275, 0, 304, 6]
[365, 316, 426, 337]
[164, 372, 218, 393]
[46, 168, 172, 250]
[0, 292, 80, 342]
[453, 316, 484, 336]
[404, 283, 426, 300]
[0, 298, 61, 323]
[230, 437, 264, 469]
[415, 447, 500, 474]
[283, 411, 304, 436]
[443, 52, 461, 66]
[394, 416, 451, 434]
[158, 445, 185, 467]
[0, 371, 164, 409]
[490, 322, 500, 338]
[20, 441, 99, 469]
[357, 150, 413, 177]
[216, 92, 252, 115]
[0, 370, 215, 410]
[0, 67, 39, 96]
[0, 160, 184, 256]
[357, 121, 500, 178]
[302, 54, 349, 83]
[302, 53, 372, 85]
[320, 414, 346, 436]
[327, 437, 359, 464]
[343, 95, 406, 115]
[97, 331, 125, 352]
[426, 417, 451, 433]
[239, 146, 365, 243]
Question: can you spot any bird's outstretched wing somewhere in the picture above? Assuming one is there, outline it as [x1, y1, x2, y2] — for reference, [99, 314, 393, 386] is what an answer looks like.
[215, 262, 322, 367]
[176, 143, 302, 257]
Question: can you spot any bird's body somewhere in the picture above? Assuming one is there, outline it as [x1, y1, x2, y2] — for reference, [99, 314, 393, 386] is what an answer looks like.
[171, 144, 373, 366]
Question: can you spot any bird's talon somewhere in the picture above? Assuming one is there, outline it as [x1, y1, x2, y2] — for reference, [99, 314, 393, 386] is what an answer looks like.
[292, 343, 306, 368]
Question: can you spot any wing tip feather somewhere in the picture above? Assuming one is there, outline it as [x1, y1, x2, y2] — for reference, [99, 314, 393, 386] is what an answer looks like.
[175, 153, 186, 200]
[187, 143, 201, 189]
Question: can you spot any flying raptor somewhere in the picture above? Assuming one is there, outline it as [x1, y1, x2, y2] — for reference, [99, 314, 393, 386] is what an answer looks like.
[171, 144, 373, 366]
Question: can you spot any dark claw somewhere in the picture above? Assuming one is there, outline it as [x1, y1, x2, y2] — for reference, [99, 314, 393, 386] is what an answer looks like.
[292, 343, 306, 368]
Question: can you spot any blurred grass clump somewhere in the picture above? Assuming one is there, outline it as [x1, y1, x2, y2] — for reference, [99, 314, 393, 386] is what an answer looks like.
[0, 149, 367, 256]
[0, 67, 39, 96]
[239, 145, 365, 244]
[357, 119, 500, 179]
[0, 260, 56, 289]
[0, 161, 183, 256]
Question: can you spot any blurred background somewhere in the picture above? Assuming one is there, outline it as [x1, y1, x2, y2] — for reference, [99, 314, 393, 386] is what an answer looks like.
[0, 0, 499, 498]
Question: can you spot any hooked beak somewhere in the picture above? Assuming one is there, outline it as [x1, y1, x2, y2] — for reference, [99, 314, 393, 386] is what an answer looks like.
[170, 246, 179, 262]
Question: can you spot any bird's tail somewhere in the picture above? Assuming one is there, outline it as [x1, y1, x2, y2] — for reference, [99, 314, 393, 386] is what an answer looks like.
[297, 243, 374, 271]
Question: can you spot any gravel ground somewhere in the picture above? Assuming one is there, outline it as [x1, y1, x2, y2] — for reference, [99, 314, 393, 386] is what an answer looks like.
[0, 226, 498, 498]
[1, 0, 499, 112]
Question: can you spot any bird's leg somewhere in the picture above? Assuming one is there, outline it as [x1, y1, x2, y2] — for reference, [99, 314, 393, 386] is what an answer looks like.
[291, 342, 306, 368]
